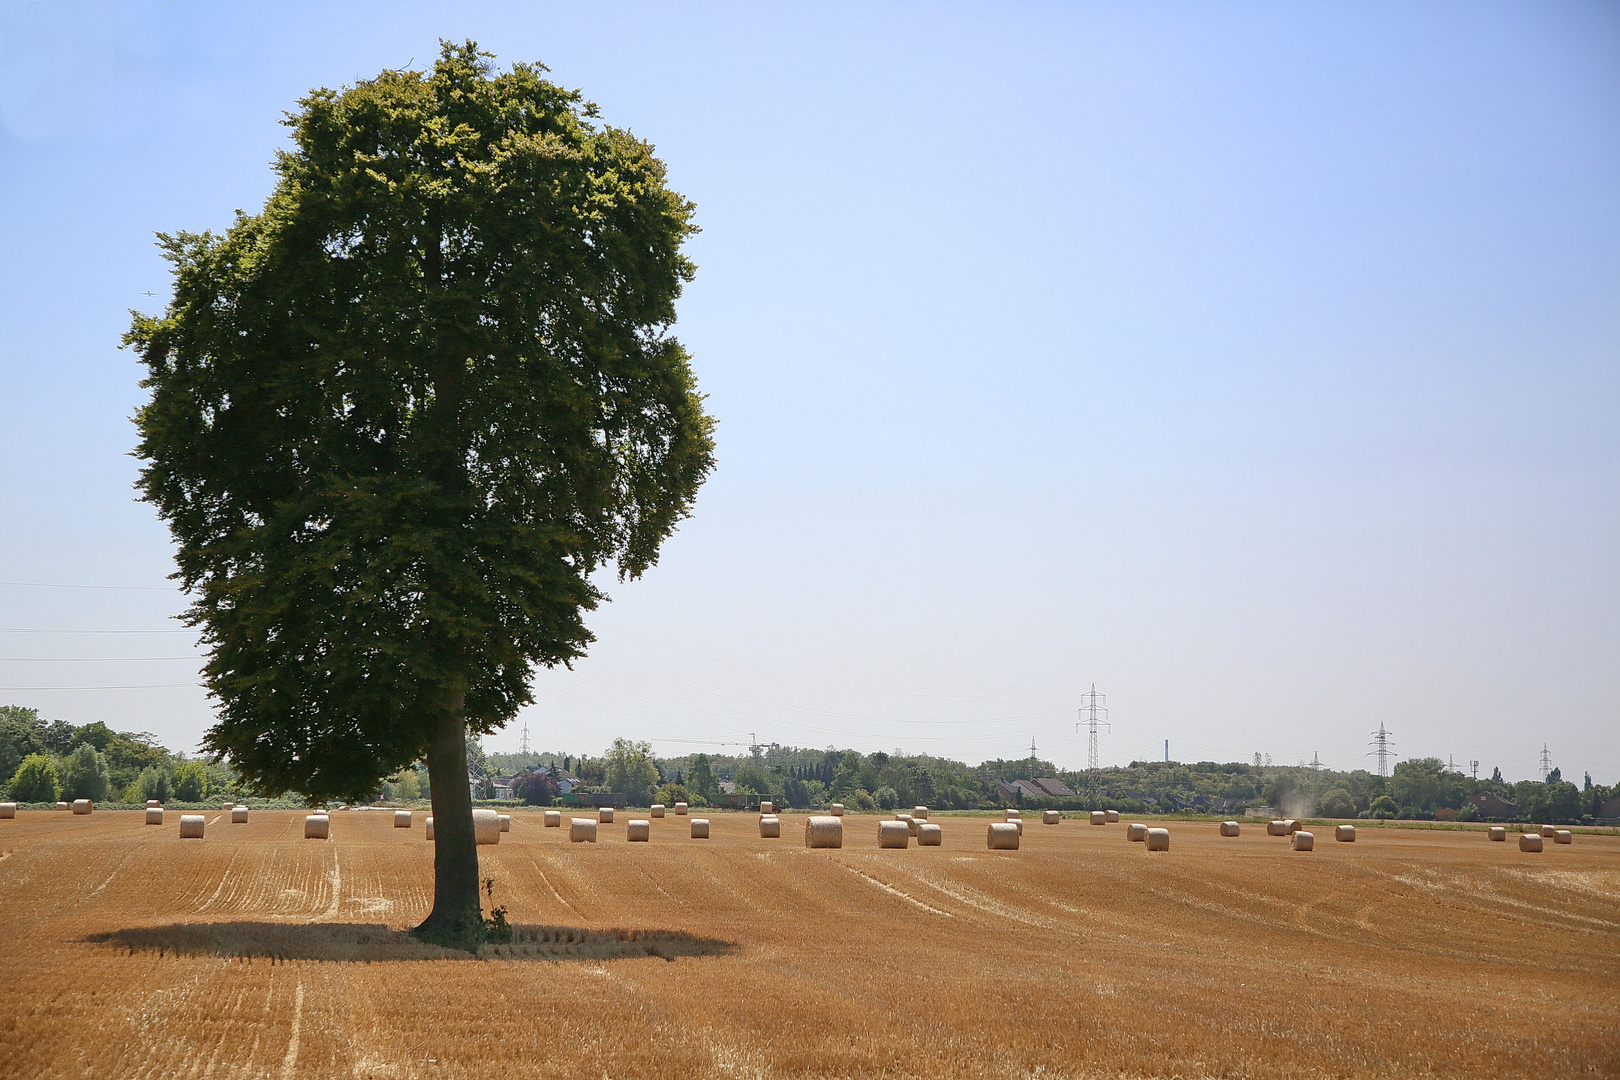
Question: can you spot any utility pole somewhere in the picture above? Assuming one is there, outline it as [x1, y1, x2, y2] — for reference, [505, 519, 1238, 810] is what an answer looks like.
[1076, 685, 1110, 797]
[1029, 737, 1039, 776]
[518, 721, 531, 757]
[1368, 723, 1393, 778]
[1470, 760, 1480, 780]
[1540, 744, 1552, 782]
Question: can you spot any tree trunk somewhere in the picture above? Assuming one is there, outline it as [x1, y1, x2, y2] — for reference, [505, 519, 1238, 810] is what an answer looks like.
[416, 697, 482, 942]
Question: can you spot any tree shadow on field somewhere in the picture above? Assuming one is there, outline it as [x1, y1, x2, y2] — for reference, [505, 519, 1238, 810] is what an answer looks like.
[83, 922, 738, 963]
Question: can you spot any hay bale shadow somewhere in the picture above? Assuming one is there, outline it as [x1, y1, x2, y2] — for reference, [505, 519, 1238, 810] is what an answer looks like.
[83, 922, 737, 963]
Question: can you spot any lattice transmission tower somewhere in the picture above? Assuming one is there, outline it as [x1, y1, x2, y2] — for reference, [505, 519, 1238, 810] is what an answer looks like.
[1368, 723, 1394, 778]
[1076, 685, 1110, 790]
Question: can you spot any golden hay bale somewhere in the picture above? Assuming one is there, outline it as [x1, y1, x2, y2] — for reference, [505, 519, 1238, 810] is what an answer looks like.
[1267, 820, 1289, 836]
[231, 806, 247, 824]
[1519, 833, 1543, 852]
[879, 821, 911, 849]
[1126, 822, 1148, 842]
[1043, 809, 1060, 825]
[222, 803, 234, 812]
[304, 814, 330, 839]
[425, 816, 434, 840]
[1284, 819, 1302, 834]
[1291, 831, 1315, 851]
[829, 803, 845, 817]
[917, 823, 943, 846]
[1488, 826, 1506, 840]
[1554, 830, 1572, 845]
[805, 816, 843, 848]
[498, 814, 510, 833]
[690, 818, 710, 838]
[570, 818, 598, 843]
[627, 819, 651, 842]
[650, 804, 665, 818]
[1089, 811, 1106, 825]
[0, 802, 15, 819]
[674, 802, 689, 815]
[759, 800, 775, 815]
[598, 807, 615, 824]
[1105, 809, 1120, 823]
[1145, 827, 1170, 851]
[759, 815, 781, 838]
[473, 808, 501, 845]
[145, 807, 163, 825]
[1004, 808, 1021, 820]
[394, 810, 412, 828]
[1013, 819, 1023, 835]
[1220, 821, 1240, 837]
[145, 800, 161, 809]
[179, 814, 204, 838]
[55, 802, 68, 810]
[1335, 824, 1355, 842]
[544, 810, 561, 827]
[906, 817, 922, 836]
[986, 822, 1020, 850]
[72, 799, 92, 815]
[1539, 824, 1556, 838]
[913, 806, 929, 820]
[896, 813, 913, 823]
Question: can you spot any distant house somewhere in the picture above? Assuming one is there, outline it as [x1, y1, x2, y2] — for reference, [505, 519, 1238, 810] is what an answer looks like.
[1467, 791, 1517, 820]
[718, 780, 737, 795]
[994, 779, 1068, 802]
[1598, 794, 1620, 824]
[1028, 778, 1077, 797]
[491, 777, 515, 800]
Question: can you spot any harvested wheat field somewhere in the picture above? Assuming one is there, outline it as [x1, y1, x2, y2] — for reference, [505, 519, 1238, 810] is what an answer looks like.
[0, 809, 1614, 1079]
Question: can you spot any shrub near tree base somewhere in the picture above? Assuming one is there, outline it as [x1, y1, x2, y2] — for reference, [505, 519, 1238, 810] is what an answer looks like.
[7, 753, 61, 803]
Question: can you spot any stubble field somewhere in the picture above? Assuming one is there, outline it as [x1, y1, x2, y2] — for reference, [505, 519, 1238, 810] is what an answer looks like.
[0, 807, 1614, 1079]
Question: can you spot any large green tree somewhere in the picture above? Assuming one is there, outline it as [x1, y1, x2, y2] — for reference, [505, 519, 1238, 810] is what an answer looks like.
[128, 42, 714, 944]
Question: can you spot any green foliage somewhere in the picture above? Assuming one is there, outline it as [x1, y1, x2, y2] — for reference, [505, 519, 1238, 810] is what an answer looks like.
[603, 738, 662, 806]
[874, 785, 900, 810]
[137, 766, 174, 804]
[8, 753, 61, 802]
[1317, 787, 1356, 818]
[732, 764, 783, 801]
[1369, 794, 1399, 819]
[60, 743, 111, 802]
[173, 760, 209, 802]
[686, 754, 719, 802]
[127, 41, 715, 804]
[0, 705, 46, 783]
[655, 782, 693, 808]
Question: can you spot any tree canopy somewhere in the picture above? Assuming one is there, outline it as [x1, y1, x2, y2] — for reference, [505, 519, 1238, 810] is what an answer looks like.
[128, 41, 714, 939]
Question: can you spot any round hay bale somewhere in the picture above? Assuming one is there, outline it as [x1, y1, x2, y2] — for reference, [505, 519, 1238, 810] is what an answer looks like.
[1554, 830, 1572, 845]
[1144, 827, 1170, 851]
[231, 806, 247, 824]
[759, 815, 781, 838]
[805, 816, 843, 848]
[896, 813, 913, 823]
[913, 806, 929, 820]
[598, 807, 615, 824]
[1219, 821, 1241, 837]
[304, 814, 329, 839]
[1335, 824, 1355, 842]
[55, 802, 68, 811]
[829, 803, 844, 817]
[179, 814, 204, 838]
[570, 818, 598, 843]
[1539, 824, 1556, 838]
[759, 800, 774, 815]
[879, 821, 910, 849]
[1291, 831, 1315, 851]
[424, 816, 434, 840]
[72, 799, 92, 815]
[1519, 833, 1543, 852]
[1013, 819, 1023, 835]
[543, 810, 561, 828]
[498, 814, 511, 833]
[674, 802, 689, 815]
[917, 823, 942, 846]
[394, 810, 412, 828]
[986, 822, 1020, 850]
[690, 818, 710, 838]
[0, 802, 15, 819]
[1004, 808, 1021, 820]
[1488, 826, 1506, 841]
[1126, 822, 1148, 842]
[627, 819, 651, 842]
[473, 808, 501, 845]
[1284, 819, 1302, 834]
[1089, 810, 1106, 825]
[1042, 809, 1060, 825]
[222, 803, 234, 812]
[1105, 809, 1120, 823]
[145, 800, 161, 809]
[650, 804, 665, 818]
[1267, 820, 1289, 836]
[145, 807, 163, 825]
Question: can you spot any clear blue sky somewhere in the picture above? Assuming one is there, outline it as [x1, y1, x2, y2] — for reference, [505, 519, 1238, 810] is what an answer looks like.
[2, 1, 1616, 783]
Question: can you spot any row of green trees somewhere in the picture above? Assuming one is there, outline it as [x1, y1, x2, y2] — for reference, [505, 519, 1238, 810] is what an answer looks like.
[0, 705, 233, 805]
